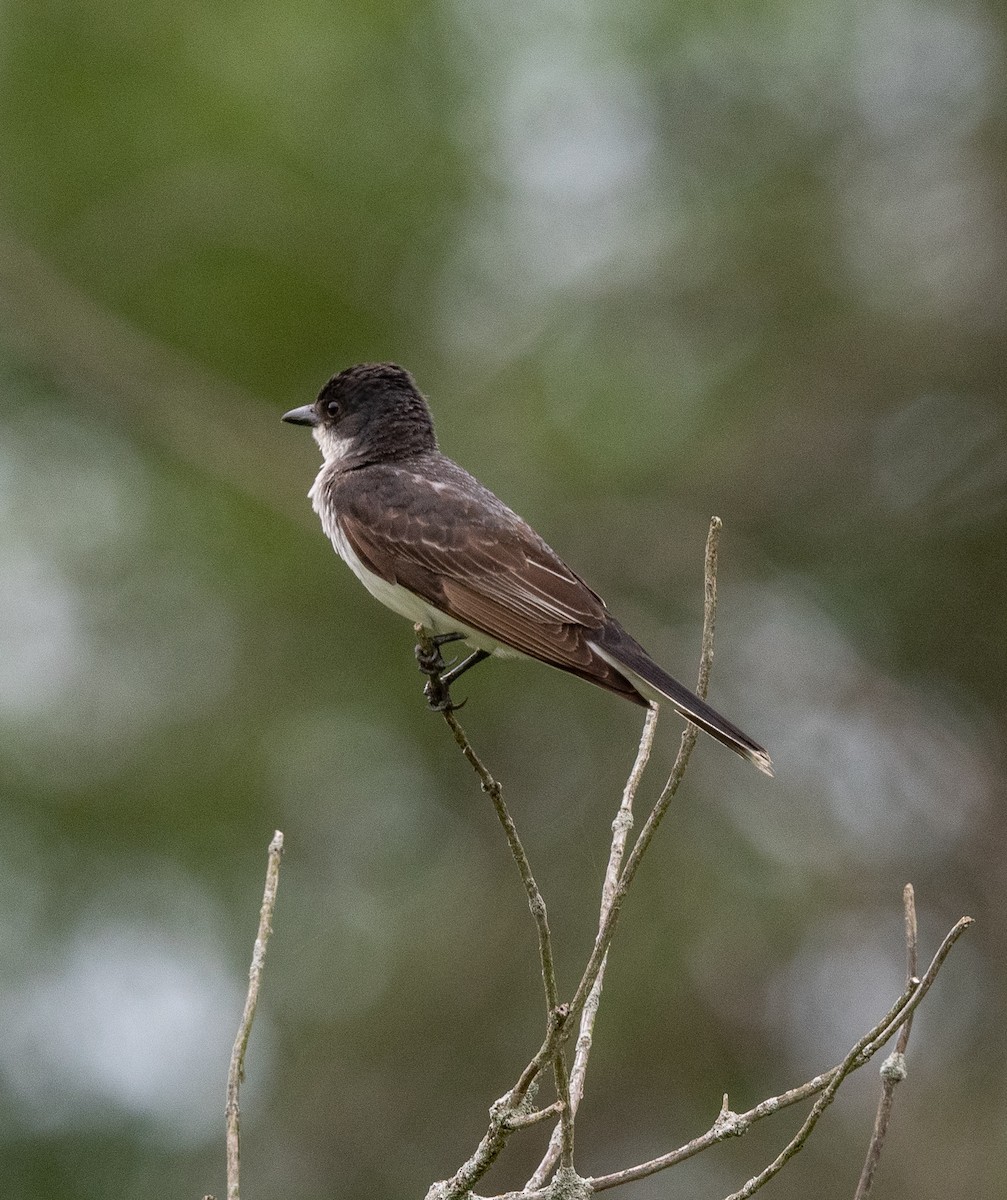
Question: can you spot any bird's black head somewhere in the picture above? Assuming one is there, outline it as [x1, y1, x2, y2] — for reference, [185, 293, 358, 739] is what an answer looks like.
[282, 363, 437, 466]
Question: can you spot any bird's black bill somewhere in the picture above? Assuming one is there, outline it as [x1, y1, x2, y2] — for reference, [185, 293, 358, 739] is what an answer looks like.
[282, 404, 319, 427]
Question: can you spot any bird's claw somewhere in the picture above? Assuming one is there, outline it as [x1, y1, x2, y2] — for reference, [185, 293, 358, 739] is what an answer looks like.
[415, 644, 445, 677]
[416, 632, 470, 712]
[423, 677, 467, 713]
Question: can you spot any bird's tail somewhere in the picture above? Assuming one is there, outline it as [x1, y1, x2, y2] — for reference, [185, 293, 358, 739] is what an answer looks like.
[591, 623, 773, 776]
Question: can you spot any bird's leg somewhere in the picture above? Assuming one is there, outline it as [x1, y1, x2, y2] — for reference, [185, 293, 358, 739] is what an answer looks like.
[415, 631, 465, 677]
[423, 648, 491, 711]
[414, 632, 490, 712]
[441, 649, 490, 688]
[415, 631, 467, 711]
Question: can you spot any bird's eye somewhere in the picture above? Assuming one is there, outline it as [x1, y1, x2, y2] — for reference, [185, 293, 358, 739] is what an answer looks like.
[325, 399, 340, 419]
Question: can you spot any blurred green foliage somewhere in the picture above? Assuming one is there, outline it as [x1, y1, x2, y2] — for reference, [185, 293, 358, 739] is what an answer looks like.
[0, 0, 1004, 1197]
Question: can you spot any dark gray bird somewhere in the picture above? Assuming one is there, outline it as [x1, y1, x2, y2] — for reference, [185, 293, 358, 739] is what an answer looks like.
[283, 363, 772, 775]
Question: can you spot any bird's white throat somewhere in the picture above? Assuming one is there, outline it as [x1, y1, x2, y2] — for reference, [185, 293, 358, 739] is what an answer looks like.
[312, 424, 354, 466]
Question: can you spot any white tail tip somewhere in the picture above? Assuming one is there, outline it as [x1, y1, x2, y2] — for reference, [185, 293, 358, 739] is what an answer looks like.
[750, 750, 774, 777]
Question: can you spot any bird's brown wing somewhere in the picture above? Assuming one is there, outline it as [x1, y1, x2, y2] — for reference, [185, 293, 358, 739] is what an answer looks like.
[332, 462, 643, 699]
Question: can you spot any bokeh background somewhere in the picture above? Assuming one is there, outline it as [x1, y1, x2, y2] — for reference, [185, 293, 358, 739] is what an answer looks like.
[1, 1, 1004, 1197]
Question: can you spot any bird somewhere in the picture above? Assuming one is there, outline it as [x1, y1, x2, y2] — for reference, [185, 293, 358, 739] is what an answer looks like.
[282, 363, 772, 775]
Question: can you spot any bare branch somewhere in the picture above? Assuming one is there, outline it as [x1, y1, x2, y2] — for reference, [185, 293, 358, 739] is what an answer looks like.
[528, 517, 721, 1191]
[224, 830, 285, 1200]
[503, 1101, 566, 1131]
[853, 883, 920, 1200]
[419, 524, 970, 1200]
[426, 1006, 571, 1200]
[416, 628, 580, 1192]
[900, 884, 920, 1049]
[527, 706, 659, 1188]
[553, 1047, 576, 1172]
[587, 913, 973, 1194]
[420, 634, 559, 1017]
[698, 513, 722, 699]
[566, 517, 722, 1039]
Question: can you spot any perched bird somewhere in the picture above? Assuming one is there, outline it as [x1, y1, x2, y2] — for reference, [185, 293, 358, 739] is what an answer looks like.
[283, 363, 772, 775]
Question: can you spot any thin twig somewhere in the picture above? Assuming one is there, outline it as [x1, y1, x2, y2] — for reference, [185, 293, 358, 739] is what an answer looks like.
[425, 649, 559, 1017]
[900, 885, 920, 1050]
[426, 1006, 571, 1200]
[605, 707, 661, 912]
[587, 913, 972, 1193]
[503, 1100, 566, 1131]
[510, 1004, 571, 1107]
[853, 883, 919, 1200]
[527, 705, 659, 1188]
[476, 1190, 551, 1200]
[698, 513, 721, 699]
[566, 517, 722, 1038]
[438, 697, 574, 1164]
[417, 521, 970, 1200]
[417, 639, 575, 1198]
[553, 1044, 576, 1171]
[526, 518, 721, 1191]
[224, 830, 284, 1200]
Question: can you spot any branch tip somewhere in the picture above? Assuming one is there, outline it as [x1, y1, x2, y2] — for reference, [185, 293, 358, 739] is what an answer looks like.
[224, 829, 285, 1200]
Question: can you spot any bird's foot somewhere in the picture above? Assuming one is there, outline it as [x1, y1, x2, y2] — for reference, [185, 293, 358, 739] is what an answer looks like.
[422, 677, 468, 713]
[415, 641, 446, 678]
[415, 630, 467, 713]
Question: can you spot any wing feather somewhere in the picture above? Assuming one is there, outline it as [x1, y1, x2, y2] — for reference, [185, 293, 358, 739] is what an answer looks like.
[331, 462, 612, 663]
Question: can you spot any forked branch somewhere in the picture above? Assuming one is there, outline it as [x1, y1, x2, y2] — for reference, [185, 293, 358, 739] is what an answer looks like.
[586, 910, 971, 1196]
[422, 518, 725, 1197]
[418, 518, 972, 1200]
[853, 883, 919, 1199]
